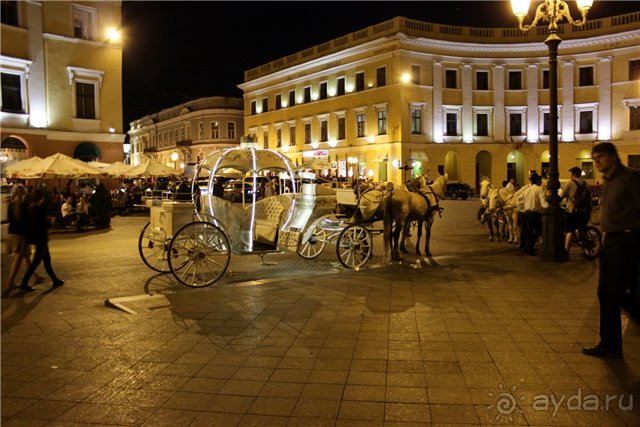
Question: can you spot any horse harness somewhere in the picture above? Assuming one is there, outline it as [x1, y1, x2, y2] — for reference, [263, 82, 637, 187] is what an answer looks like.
[415, 186, 444, 218]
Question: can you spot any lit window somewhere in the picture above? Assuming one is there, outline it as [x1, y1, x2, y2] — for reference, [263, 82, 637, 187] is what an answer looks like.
[377, 110, 387, 135]
[263, 130, 269, 149]
[72, 4, 96, 40]
[356, 113, 366, 138]
[320, 120, 328, 141]
[276, 128, 282, 147]
[304, 123, 311, 144]
[210, 121, 220, 139]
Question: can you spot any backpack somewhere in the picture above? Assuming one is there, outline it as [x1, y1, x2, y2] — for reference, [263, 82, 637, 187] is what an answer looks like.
[571, 180, 592, 212]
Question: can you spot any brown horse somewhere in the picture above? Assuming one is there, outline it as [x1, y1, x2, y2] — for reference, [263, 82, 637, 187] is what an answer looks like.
[383, 175, 447, 260]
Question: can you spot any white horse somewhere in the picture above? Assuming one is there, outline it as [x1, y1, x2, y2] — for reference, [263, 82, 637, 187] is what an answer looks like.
[487, 186, 520, 244]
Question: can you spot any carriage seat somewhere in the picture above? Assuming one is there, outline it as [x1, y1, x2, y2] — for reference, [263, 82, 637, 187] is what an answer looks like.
[251, 196, 285, 249]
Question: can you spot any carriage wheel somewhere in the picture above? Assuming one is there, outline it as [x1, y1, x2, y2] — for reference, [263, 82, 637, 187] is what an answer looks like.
[336, 224, 373, 269]
[168, 221, 231, 288]
[138, 222, 170, 273]
[297, 224, 328, 259]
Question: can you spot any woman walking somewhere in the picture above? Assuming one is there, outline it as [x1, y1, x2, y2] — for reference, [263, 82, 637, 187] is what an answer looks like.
[5, 184, 45, 289]
[19, 189, 64, 292]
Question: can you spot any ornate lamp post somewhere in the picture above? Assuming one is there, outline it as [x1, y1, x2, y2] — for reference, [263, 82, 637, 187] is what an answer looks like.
[510, 0, 593, 261]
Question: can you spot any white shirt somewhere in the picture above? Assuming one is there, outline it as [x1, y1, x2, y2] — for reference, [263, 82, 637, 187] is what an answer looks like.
[520, 184, 548, 212]
[505, 182, 515, 191]
[61, 201, 73, 217]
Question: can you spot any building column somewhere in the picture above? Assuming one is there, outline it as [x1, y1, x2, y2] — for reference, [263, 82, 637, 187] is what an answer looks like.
[493, 64, 505, 143]
[26, 1, 46, 128]
[561, 60, 575, 142]
[432, 61, 443, 142]
[462, 63, 473, 142]
[527, 63, 539, 142]
[598, 56, 612, 141]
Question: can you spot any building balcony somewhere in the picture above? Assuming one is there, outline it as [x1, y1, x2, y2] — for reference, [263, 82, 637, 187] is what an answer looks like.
[176, 139, 192, 147]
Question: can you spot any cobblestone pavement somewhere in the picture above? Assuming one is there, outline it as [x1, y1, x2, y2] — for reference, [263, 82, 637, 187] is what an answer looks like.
[2, 199, 639, 426]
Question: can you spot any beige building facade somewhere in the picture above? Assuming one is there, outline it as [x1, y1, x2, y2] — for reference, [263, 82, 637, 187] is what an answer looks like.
[240, 13, 640, 190]
[1, 0, 124, 165]
[128, 96, 244, 174]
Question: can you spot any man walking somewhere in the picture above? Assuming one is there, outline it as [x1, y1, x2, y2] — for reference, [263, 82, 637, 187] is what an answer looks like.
[562, 167, 591, 255]
[583, 142, 640, 358]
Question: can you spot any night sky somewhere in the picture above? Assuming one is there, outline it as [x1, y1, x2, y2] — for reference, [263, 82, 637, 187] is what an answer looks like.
[121, 1, 640, 129]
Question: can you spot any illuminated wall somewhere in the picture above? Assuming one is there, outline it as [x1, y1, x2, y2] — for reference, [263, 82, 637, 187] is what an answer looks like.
[240, 14, 640, 187]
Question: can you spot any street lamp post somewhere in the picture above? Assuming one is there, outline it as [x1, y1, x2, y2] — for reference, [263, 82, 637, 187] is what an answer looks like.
[510, 0, 593, 262]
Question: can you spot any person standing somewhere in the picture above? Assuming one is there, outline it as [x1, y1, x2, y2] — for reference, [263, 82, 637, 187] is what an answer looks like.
[19, 189, 65, 292]
[505, 178, 516, 191]
[583, 142, 640, 358]
[562, 167, 591, 255]
[517, 173, 548, 256]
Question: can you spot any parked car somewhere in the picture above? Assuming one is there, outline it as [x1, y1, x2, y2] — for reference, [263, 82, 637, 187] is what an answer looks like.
[444, 183, 473, 200]
[222, 180, 261, 202]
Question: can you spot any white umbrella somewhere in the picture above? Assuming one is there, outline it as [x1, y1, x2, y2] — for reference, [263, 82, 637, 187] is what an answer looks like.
[88, 160, 111, 169]
[2, 156, 43, 179]
[123, 158, 182, 178]
[104, 161, 133, 177]
[10, 153, 106, 179]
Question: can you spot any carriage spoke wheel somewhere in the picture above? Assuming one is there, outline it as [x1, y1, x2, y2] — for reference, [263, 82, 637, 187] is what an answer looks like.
[168, 221, 231, 288]
[336, 224, 373, 269]
[582, 226, 602, 260]
[297, 224, 328, 259]
[138, 222, 170, 273]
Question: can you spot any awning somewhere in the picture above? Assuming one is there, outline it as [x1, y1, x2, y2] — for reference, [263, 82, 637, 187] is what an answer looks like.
[1, 136, 26, 150]
[411, 151, 429, 161]
[73, 142, 101, 161]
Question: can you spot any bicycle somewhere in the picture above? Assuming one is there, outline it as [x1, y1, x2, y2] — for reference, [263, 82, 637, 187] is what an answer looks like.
[571, 224, 602, 260]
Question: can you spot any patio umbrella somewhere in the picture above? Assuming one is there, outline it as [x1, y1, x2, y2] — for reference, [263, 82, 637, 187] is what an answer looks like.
[8, 153, 105, 179]
[123, 158, 182, 178]
[2, 156, 43, 179]
[103, 161, 133, 177]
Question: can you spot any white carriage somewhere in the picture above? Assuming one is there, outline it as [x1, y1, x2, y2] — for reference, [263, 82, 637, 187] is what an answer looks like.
[137, 143, 378, 288]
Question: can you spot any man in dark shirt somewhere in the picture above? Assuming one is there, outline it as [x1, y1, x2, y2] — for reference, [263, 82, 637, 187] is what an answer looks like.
[19, 189, 65, 292]
[583, 142, 640, 358]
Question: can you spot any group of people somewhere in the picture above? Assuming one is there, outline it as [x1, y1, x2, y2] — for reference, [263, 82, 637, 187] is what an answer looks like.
[5, 184, 65, 292]
[513, 165, 593, 257]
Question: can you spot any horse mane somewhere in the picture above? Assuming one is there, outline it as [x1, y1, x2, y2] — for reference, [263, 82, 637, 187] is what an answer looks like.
[430, 175, 447, 198]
